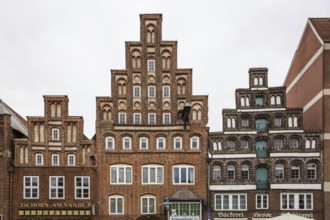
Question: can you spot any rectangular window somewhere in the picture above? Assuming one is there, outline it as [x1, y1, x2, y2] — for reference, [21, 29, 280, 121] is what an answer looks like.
[148, 86, 156, 98]
[133, 86, 141, 97]
[141, 196, 156, 214]
[142, 166, 164, 184]
[24, 176, 39, 199]
[75, 176, 90, 199]
[227, 141, 236, 151]
[52, 154, 59, 166]
[111, 165, 132, 184]
[118, 113, 126, 124]
[163, 113, 171, 124]
[274, 139, 283, 150]
[36, 154, 43, 165]
[190, 136, 199, 149]
[140, 137, 148, 149]
[123, 137, 131, 150]
[241, 118, 249, 128]
[147, 60, 155, 72]
[51, 128, 59, 140]
[215, 194, 247, 210]
[169, 202, 201, 217]
[68, 154, 75, 166]
[49, 176, 64, 199]
[173, 165, 195, 184]
[148, 113, 156, 124]
[256, 96, 264, 105]
[274, 117, 282, 127]
[174, 137, 182, 149]
[106, 137, 115, 150]
[256, 194, 268, 209]
[134, 113, 141, 124]
[157, 137, 165, 149]
[110, 196, 124, 214]
[163, 86, 170, 97]
[240, 140, 249, 150]
[281, 193, 312, 210]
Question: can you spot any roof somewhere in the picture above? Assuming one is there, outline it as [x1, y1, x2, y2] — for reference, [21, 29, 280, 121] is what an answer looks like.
[309, 18, 330, 42]
[168, 189, 201, 201]
[0, 99, 28, 136]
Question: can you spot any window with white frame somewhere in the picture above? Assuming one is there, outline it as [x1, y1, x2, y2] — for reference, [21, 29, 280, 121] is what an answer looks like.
[163, 113, 171, 124]
[241, 164, 249, 180]
[51, 128, 60, 140]
[105, 136, 115, 150]
[109, 195, 124, 215]
[190, 136, 200, 149]
[133, 113, 141, 124]
[52, 154, 60, 166]
[141, 195, 156, 214]
[118, 112, 126, 124]
[215, 194, 247, 210]
[227, 165, 235, 180]
[307, 163, 316, 179]
[213, 165, 221, 180]
[173, 136, 182, 149]
[147, 60, 155, 72]
[75, 176, 90, 199]
[156, 137, 166, 149]
[281, 193, 312, 210]
[24, 176, 39, 199]
[256, 194, 268, 209]
[142, 165, 164, 184]
[122, 137, 131, 150]
[110, 165, 132, 184]
[35, 154, 44, 165]
[275, 164, 284, 179]
[133, 86, 141, 98]
[148, 113, 156, 124]
[291, 165, 300, 179]
[163, 86, 170, 97]
[68, 154, 75, 166]
[139, 137, 148, 149]
[173, 165, 195, 184]
[49, 176, 64, 199]
[148, 86, 156, 98]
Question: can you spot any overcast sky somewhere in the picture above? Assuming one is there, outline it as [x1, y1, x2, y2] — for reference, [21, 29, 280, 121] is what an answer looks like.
[1, 0, 329, 138]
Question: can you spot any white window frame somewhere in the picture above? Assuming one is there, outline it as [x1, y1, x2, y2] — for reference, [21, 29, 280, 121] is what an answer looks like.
[133, 86, 141, 98]
[241, 164, 249, 180]
[141, 195, 156, 214]
[227, 165, 235, 180]
[173, 165, 195, 185]
[122, 137, 132, 150]
[215, 194, 247, 210]
[35, 154, 44, 165]
[147, 60, 155, 72]
[213, 165, 221, 180]
[118, 112, 126, 124]
[109, 195, 124, 215]
[52, 154, 60, 166]
[256, 194, 268, 209]
[105, 136, 115, 150]
[75, 176, 90, 199]
[163, 86, 170, 97]
[156, 137, 166, 149]
[148, 113, 156, 124]
[163, 113, 171, 124]
[275, 164, 285, 179]
[148, 86, 156, 98]
[24, 176, 39, 199]
[133, 113, 141, 124]
[51, 128, 60, 140]
[190, 136, 200, 149]
[139, 137, 148, 149]
[68, 154, 76, 166]
[173, 137, 182, 149]
[49, 176, 65, 199]
[291, 165, 300, 179]
[307, 163, 316, 179]
[110, 165, 132, 184]
[281, 193, 313, 210]
[142, 165, 164, 184]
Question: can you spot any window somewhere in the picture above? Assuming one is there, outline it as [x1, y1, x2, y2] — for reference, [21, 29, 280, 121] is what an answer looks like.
[241, 164, 249, 180]
[49, 176, 64, 199]
[35, 154, 43, 165]
[215, 194, 247, 210]
[306, 139, 316, 149]
[289, 139, 299, 149]
[275, 164, 284, 179]
[270, 96, 276, 105]
[213, 165, 221, 180]
[133, 113, 141, 124]
[227, 117, 236, 128]
[147, 60, 155, 71]
[133, 86, 141, 97]
[142, 165, 164, 184]
[256, 96, 264, 105]
[68, 154, 75, 166]
[173, 137, 182, 149]
[122, 137, 131, 150]
[281, 193, 312, 210]
[51, 128, 60, 140]
[274, 117, 282, 127]
[256, 194, 268, 209]
[240, 140, 249, 150]
[52, 154, 60, 166]
[118, 112, 126, 124]
[24, 176, 39, 199]
[156, 137, 166, 149]
[109, 195, 124, 215]
[163, 86, 170, 97]
[227, 165, 235, 180]
[241, 118, 249, 128]
[75, 176, 90, 199]
[288, 116, 298, 128]
[291, 165, 300, 179]
[173, 165, 195, 184]
[190, 136, 200, 149]
[106, 136, 115, 150]
[227, 140, 236, 151]
[110, 165, 132, 184]
[148, 113, 156, 124]
[307, 163, 316, 179]
[273, 139, 283, 150]
[276, 95, 281, 105]
[148, 86, 156, 98]
[163, 113, 171, 124]
[213, 141, 222, 151]
[140, 137, 148, 149]
[141, 195, 156, 214]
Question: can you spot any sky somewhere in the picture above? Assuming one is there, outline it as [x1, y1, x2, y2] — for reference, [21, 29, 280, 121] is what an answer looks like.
[1, 0, 329, 138]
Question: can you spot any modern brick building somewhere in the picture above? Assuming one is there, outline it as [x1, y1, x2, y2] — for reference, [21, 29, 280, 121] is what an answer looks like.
[95, 14, 209, 220]
[209, 68, 323, 220]
[283, 18, 330, 220]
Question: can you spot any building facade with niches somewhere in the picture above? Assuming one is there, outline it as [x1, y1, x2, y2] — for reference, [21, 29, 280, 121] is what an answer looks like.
[95, 14, 209, 220]
[12, 96, 96, 220]
[208, 68, 323, 220]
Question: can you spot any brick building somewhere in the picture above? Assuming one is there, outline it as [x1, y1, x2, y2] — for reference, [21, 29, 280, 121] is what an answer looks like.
[95, 14, 209, 219]
[209, 68, 323, 220]
[12, 96, 96, 220]
[0, 100, 28, 220]
[283, 18, 330, 220]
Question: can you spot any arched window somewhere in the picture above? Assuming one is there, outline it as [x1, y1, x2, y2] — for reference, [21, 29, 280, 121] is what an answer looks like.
[241, 164, 249, 180]
[311, 139, 316, 148]
[105, 136, 115, 150]
[307, 163, 316, 179]
[270, 96, 275, 105]
[139, 137, 148, 149]
[246, 97, 250, 106]
[305, 139, 311, 149]
[213, 165, 221, 180]
[273, 139, 283, 150]
[276, 95, 281, 105]
[291, 165, 300, 179]
[141, 195, 156, 214]
[288, 116, 293, 128]
[275, 164, 284, 179]
[109, 195, 124, 215]
[190, 136, 200, 149]
[227, 165, 235, 180]
[227, 118, 231, 128]
[254, 77, 259, 85]
[156, 137, 166, 149]
[293, 116, 298, 127]
[240, 97, 245, 107]
[173, 136, 182, 149]
[289, 139, 299, 149]
[259, 77, 263, 85]
[122, 137, 131, 150]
